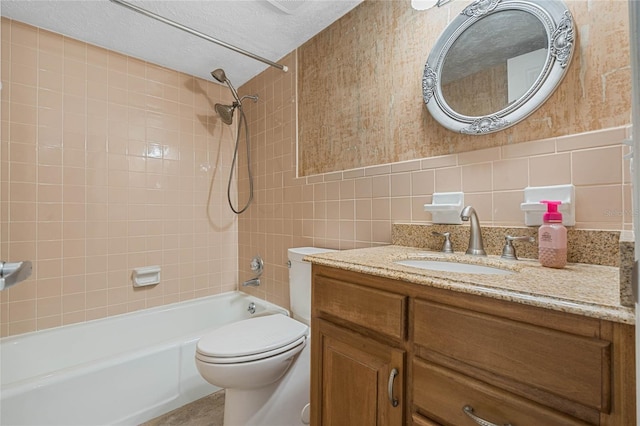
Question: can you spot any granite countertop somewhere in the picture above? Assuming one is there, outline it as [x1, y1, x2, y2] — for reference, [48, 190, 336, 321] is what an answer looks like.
[305, 245, 635, 325]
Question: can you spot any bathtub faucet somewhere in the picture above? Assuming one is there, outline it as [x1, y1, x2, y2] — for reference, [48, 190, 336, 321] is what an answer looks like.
[242, 277, 260, 287]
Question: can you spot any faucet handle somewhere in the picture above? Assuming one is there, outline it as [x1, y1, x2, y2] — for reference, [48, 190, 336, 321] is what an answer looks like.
[432, 231, 454, 253]
[501, 235, 535, 260]
[250, 255, 264, 275]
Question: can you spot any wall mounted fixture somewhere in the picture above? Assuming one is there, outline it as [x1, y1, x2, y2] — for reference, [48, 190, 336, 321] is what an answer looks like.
[422, 0, 575, 134]
[132, 266, 161, 287]
[520, 184, 575, 226]
[424, 192, 464, 224]
[0, 261, 32, 291]
[242, 255, 264, 287]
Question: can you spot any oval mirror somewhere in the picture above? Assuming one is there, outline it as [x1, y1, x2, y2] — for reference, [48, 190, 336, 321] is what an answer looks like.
[423, 0, 575, 134]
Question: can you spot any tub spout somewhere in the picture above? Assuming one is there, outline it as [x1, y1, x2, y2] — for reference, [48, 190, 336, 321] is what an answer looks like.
[242, 278, 260, 287]
[460, 205, 487, 256]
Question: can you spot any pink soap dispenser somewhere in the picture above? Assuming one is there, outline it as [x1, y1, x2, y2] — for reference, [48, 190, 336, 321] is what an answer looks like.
[538, 200, 567, 268]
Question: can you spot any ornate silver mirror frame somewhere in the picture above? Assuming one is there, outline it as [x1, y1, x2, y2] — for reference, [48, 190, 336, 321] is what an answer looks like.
[423, 0, 575, 134]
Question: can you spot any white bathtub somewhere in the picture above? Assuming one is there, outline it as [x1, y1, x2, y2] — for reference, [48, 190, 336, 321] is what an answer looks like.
[0, 291, 288, 426]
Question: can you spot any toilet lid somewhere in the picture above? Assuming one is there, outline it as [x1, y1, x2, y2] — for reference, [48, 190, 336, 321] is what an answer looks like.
[196, 314, 308, 359]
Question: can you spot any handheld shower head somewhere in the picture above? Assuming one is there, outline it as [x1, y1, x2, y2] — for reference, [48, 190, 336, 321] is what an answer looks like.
[211, 67, 241, 103]
[215, 103, 236, 125]
[209, 68, 259, 214]
[211, 68, 227, 83]
[211, 68, 259, 125]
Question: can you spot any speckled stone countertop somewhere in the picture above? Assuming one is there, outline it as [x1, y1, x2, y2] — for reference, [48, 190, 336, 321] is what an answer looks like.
[305, 245, 635, 325]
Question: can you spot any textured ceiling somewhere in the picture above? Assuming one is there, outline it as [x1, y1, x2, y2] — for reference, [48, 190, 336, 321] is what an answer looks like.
[1, 0, 363, 86]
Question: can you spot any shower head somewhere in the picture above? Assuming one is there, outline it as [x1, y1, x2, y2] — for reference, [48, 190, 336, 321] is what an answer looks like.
[211, 67, 241, 103]
[215, 103, 236, 125]
[211, 68, 227, 83]
[211, 68, 259, 125]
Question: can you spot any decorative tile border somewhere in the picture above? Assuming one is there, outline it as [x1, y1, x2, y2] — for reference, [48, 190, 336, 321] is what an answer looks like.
[302, 126, 632, 185]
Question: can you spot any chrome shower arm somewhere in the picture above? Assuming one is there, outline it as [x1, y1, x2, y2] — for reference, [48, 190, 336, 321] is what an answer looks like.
[239, 95, 259, 103]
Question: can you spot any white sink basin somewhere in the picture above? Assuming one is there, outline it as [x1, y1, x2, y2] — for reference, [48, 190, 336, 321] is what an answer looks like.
[395, 259, 513, 275]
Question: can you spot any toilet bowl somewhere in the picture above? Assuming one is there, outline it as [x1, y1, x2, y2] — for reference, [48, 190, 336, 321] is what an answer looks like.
[196, 314, 308, 389]
[195, 247, 335, 426]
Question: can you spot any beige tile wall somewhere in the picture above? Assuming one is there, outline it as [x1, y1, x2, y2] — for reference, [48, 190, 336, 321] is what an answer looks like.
[1, 19, 239, 337]
[237, 51, 632, 311]
[1, 17, 633, 336]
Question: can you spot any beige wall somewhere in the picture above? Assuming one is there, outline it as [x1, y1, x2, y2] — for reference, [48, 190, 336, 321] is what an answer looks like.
[298, 0, 632, 175]
[237, 52, 631, 311]
[237, 0, 632, 309]
[1, 19, 239, 337]
[1, 0, 633, 337]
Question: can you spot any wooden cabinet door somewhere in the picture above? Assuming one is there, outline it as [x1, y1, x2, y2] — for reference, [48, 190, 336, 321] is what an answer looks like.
[311, 319, 405, 426]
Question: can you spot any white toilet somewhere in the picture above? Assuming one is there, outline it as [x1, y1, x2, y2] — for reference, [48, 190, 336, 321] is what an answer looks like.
[195, 247, 334, 426]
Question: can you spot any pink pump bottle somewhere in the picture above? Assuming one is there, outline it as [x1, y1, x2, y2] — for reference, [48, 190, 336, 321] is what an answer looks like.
[538, 200, 567, 269]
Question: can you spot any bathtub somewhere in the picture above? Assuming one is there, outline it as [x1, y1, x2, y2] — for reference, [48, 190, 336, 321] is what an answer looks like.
[0, 291, 288, 426]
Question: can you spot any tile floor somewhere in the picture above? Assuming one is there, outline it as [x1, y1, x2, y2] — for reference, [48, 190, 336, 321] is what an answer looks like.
[141, 390, 225, 426]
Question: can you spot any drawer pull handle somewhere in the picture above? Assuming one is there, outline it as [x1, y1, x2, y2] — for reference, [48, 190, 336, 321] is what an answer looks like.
[462, 405, 511, 426]
[388, 368, 399, 407]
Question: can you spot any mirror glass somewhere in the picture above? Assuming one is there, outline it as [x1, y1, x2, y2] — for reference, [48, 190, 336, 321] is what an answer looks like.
[423, 0, 575, 134]
[441, 10, 547, 116]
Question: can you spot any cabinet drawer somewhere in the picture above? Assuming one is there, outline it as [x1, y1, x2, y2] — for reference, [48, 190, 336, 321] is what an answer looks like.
[413, 299, 611, 412]
[314, 275, 407, 340]
[413, 359, 589, 426]
[412, 413, 440, 426]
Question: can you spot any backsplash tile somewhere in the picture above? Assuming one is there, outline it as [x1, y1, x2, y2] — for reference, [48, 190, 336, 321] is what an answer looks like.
[392, 223, 622, 267]
[461, 163, 492, 193]
[492, 158, 528, 191]
[619, 232, 635, 307]
[529, 153, 572, 186]
[572, 146, 623, 186]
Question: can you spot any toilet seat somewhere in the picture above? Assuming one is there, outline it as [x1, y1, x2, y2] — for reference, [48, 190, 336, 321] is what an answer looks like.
[196, 314, 308, 364]
[196, 335, 306, 364]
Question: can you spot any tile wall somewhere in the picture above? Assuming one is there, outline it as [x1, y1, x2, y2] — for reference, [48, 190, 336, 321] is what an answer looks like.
[238, 52, 632, 311]
[1, 19, 240, 337]
[0, 18, 633, 336]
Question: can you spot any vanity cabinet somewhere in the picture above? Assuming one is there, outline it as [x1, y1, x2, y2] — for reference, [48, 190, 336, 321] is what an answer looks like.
[311, 272, 407, 426]
[313, 319, 405, 426]
[412, 299, 610, 425]
[310, 264, 635, 426]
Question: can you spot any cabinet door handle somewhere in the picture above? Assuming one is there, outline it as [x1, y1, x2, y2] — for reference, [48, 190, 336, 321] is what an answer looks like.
[462, 405, 511, 426]
[388, 368, 399, 407]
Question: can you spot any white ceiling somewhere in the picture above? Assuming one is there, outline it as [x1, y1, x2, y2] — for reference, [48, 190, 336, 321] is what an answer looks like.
[0, 0, 363, 86]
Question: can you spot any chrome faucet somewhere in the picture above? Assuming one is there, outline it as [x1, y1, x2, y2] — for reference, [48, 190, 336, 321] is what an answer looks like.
[501, 235, 535, 260]
[460, 206, 486, 256]
[242, 255, 263, 287]
[432, 231, 454, 253]
[242, 277, 260, 287]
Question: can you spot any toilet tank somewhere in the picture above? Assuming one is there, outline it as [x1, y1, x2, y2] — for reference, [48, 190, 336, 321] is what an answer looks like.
[288, 247, 336, 325]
